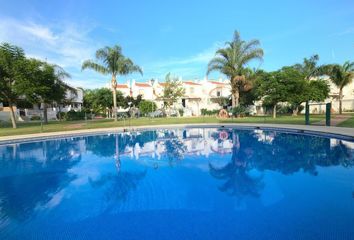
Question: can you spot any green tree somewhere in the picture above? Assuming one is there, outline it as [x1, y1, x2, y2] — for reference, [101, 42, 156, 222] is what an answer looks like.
[94, 88, 114, 114]
[282, 66, 329, 116]
[319, 61, 354, 114]
[125, 94, 142, 108]
[0, 43, 26, 128]
[290, 54, 329, 115]
[138, 100, 157, 115]
[256, 70, 289, 118]
[83, 88, 125, 117]
[83, 89, 96, 111]
[160, 73, 185, 113]
[16, 59, 74, 123]
[207, 31, 263, 107]
[256, 66, 329, 118]
[82, 45, 142, 121]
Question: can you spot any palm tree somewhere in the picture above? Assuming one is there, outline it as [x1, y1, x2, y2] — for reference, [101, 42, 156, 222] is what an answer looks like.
[82, 45, 142, 121]
[294, 54, 321, 80]
[207, 31, 263, 107]
[320, 61, 354, 114]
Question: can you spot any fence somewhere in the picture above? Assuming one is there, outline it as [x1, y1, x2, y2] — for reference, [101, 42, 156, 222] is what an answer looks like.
[305, 102, 331, 126]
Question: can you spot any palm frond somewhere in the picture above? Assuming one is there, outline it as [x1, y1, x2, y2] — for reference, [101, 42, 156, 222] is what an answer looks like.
[81, 60, 109, 74]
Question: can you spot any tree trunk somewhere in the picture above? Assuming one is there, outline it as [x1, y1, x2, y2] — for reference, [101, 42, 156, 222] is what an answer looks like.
[235, 89, 239, 107]
[8, 101, 17, 129]
[43, 103, 48, 124]
[273, 105, 277, 119]
[112, 75, 118, 121]
[292, 106, 299, 116]
[231, 88, 239, 108]
[231, 94, 236, 108]
[339, 88, 343, 115]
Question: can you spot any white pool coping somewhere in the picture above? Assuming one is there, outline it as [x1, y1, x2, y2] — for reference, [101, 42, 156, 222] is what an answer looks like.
[0, 123, 353, 145]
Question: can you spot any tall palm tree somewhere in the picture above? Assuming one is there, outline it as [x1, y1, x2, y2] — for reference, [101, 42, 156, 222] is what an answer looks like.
[82, 45, 142, 121]
[294, 54, 320, 80]
[320, 61, 354, 114]
[207, 31, 263, 107]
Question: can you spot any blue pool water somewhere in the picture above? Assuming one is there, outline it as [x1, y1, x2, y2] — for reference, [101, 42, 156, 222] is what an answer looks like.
[0, 128, 354, 240]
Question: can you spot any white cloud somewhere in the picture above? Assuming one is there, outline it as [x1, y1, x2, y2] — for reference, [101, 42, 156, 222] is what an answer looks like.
[20, 22, 58, 44]
[143, 42, 223, 79]
[0, 17, 105, 87]
[0, 17, 226, 86]
[333, 27, 354, 36]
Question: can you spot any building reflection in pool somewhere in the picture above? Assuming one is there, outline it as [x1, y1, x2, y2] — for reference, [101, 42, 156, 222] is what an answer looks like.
[84, 128, 354, 202]
[0, 128, 353, 225]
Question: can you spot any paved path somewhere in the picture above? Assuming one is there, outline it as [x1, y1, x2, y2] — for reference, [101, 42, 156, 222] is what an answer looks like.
[313, 114, 352, 126]
[0, 123, 353, 144]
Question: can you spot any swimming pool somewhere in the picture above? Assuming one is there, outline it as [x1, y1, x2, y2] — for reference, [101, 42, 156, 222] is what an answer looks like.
[0, 127, 354, 240]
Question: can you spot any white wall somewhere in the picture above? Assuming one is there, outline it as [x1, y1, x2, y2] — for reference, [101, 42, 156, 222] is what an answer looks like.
[0, 111, 10, 122]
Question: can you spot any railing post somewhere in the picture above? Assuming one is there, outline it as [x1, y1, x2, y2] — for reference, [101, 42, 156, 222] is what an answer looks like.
[305, 102, 310, 125]
[326, 103, 331, 126]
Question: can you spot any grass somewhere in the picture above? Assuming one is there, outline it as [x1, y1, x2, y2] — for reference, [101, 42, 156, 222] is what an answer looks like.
[337, 116, 354, 128]
[0, 114, 329, 137]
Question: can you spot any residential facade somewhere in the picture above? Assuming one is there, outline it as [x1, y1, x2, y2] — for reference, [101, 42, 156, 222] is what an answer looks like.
[308, 77, 354, 113]
[115, 78, 232, 116]
[0, 87, 84, 121]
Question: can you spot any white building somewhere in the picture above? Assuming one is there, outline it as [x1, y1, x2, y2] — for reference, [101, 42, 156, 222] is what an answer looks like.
[112, 75, 354, 117]
[115, 77, 231, 116]
[308, 77, 354, 113]
[0, 87, 84, 121]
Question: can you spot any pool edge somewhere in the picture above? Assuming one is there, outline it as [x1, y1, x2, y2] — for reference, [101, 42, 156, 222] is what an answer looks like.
[0, 123, 353, 145]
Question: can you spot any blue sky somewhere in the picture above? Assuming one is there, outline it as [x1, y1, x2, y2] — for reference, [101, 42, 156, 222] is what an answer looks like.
[0, 0, 353, 88]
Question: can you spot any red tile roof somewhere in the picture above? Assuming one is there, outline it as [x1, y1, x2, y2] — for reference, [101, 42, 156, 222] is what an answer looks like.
[209, 81, 227, 85]
[183, 81, 201, 86]
[116, 84, 129, 89]
[135, 82, 151, 87]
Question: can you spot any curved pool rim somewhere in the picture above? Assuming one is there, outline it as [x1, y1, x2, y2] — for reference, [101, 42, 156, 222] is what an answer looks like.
[0, 123, 353, 145]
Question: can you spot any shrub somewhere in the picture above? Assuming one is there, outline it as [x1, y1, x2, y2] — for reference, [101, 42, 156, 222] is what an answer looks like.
[277, 105, 292, 114]
[138, 100, 157, 116]
[231, 106, 249, 117]
[201, 108, 219, 116]
[56, 112, 66, 120]
[64, 110, 86, 121]
[178, 108, 184, 116]
[277, 104, 305, 114]
[30, 116, 41, 121]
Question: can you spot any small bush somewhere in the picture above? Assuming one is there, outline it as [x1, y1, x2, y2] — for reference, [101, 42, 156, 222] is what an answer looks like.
[30, 115, 41, 121]
[178, 108, 184, 116]
[64, 110, 86, 121]
[201, 108, 220, 116]
[277, 104, 305, 114]
[277, 105, 292, 114]
[231, 106, 249, 117]
[138, 100, 157, 116]
[56, 112, 66, 120]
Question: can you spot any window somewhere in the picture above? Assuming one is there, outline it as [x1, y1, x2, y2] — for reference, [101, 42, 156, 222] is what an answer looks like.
[182, 99, 186, 108]
[216, 90, 221, 97]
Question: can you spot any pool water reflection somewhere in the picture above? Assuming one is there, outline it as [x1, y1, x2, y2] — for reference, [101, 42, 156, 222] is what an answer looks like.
[0, 128, 354, 239]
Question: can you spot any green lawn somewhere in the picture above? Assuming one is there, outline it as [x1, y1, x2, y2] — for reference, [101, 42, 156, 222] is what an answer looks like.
[337, 116, 354, 128]
[0, 114, 329, 137]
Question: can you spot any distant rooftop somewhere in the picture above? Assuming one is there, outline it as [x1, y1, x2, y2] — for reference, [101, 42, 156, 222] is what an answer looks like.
[116, 84, 129, 89]
[135, 83, 151, 87]
[183, 81, 201, 86]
